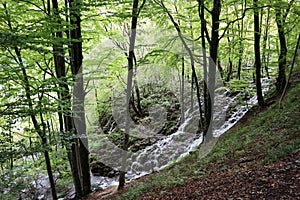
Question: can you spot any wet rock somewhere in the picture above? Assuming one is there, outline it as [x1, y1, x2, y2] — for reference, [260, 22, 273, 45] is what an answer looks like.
[90, 162, 119, 178]
[129, 137, 159, 152]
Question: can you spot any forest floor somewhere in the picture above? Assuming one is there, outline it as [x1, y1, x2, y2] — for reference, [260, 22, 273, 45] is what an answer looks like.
[84, 71, 300, 200]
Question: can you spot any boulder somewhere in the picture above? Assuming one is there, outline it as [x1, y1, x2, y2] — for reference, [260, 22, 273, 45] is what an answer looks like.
[90, 162, 119, 178]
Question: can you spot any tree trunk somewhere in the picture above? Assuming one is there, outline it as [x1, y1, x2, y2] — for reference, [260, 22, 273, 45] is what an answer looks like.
[275, 7, 287, 93]
[39, 112, 58, 200]
[217, 60, 223, 80]
[118, 0, 141, 190]
[134, 80, 143, 116]
[279, 33, 300, 108]
[3, 2, 58, 196]
[9, 126, 13, 169]
[234, 1, 245, 80]
[51, 0, 85, 197]
[181, 56, 185, 123]
[261, 7, 270, 78]
[198, 0, 209, 130]
[206, 0, 221, 136]
[14, 45, 58, 200]
[69, 0, 91, 196]
[253, 0, 264, 106]
[161, 1, 204, 131]
[226, 57, 233, 82]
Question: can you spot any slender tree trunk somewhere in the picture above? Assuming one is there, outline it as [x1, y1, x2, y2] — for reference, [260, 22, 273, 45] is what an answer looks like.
[226, 27, 234, 83]
[262, 6, 270, 78]
[15, 46, 58, 200]
[206, 0, 221, 136]
[279, 33, 300, 108]
[198, 0, 208, 130]
[161, 1, 204, 131]
[181, 56, 185, 123]
[134, 80, 143, 116]
[51, 0, 66, 137]
[226, 57, 233, 82]
[275, 7, 287, 93]
[9, 124, 13, 169]
[253, 0, 264, 106]
[39, 112, 58, 200]
[69, 0, 91, 196]
[118, 0, 143, 190]
[234, 1, 245, 80]
[61, 5, 83, 197]
[51, 0, 85, 197]
[133, 54, 143, 116]
[275, 0, 294, 92]
[130, 92, 141, 119]
[3, 3, 58, 198]
[217, 60, 223, 80]
[190, 72, 194, 111]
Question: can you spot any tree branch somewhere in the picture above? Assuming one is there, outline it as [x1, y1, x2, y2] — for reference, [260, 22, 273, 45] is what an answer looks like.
[137, 0, 146, 17]
[284, 0, 295, 19]
[219, 6, 269, 41]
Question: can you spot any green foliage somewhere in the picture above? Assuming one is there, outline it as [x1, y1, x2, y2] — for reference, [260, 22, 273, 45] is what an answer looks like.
[0, 0, 299, 198]
[119, 74, 300, 198]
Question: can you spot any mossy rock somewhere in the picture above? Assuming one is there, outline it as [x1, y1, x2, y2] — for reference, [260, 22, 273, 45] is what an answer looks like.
[90, 161, 119, 178]
[129, 137, 159, 152]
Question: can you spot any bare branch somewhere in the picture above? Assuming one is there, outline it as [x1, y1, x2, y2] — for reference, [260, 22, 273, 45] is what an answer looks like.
[137, 0, 146, 17]
[219, 6, 270, 41]
[204, 5, 212, 14]
[284, 0, 295, 19]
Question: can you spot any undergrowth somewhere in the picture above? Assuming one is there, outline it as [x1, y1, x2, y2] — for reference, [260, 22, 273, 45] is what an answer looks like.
[116, 74, 300, 200]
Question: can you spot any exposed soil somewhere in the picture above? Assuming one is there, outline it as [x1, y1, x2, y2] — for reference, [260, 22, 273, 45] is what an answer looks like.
[84, 150, 299, 200]
[138, 151, 300, 200]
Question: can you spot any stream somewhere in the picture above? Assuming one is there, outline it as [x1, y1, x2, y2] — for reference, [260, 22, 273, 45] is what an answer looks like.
[82, 78, 272, 197]
[13, 78, 271, 200]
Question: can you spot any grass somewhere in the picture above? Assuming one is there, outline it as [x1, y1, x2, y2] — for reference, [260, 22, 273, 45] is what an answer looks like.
[114, 73, 300, 200]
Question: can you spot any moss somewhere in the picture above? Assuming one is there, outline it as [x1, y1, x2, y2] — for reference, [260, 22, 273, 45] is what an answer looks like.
[117, 76, 300, 199]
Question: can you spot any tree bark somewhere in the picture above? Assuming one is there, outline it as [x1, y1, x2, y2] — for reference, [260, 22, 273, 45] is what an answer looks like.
[253, 0, 265, 106]
[261, 6, 270, 78]
[3, 3, 58, 198]
[275, 7, 287, 93]
[118, 0, 143, 190]
[226, 57, 233, 82]
[16, 47, 58, 200]
[279, 33, 300, 108]
[181, 56, 185, 123]
[206, 0, 221, 136]
[233, 1, 245, 80]
[160, 0, 204, 131]
[198, 0, 209, 130]
[51, 0, 85, 197]
[69, 0, 91, 196]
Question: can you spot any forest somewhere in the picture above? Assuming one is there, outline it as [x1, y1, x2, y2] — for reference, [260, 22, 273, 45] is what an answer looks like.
[0, 0, 299, 199]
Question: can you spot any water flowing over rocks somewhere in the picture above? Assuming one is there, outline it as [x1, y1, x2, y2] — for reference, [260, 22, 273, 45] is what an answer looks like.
[13, 78, 271, 199]
[89, 77, 272, 189]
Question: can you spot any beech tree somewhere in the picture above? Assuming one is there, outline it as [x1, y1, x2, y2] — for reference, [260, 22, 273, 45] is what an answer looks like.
[274, 0, 295, 93]
[118, 0, 146, 190]
[0, 0, 299, 198]
[1, 2, 58, 199]
[253, 0, 264, 106]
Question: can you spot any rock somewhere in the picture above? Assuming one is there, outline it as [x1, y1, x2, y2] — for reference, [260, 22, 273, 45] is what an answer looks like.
[90, 162, 119, 178]
[129, 137, 159, 152]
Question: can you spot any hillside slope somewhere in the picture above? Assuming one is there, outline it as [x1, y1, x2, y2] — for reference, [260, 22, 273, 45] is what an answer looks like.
[86, 72, 300, 200]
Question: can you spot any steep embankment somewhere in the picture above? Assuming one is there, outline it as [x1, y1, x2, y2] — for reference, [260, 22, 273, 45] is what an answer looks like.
[86, 72, 300, 200]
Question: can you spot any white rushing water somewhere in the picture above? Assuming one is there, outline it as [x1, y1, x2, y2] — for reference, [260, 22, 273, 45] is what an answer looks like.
[90, 77, 272, 189]
[12, 78, 271, 200]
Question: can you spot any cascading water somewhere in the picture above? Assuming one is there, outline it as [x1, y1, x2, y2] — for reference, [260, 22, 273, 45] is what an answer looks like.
[14, 78, 271, 200]
[90, 77, 272, 189]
